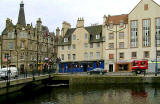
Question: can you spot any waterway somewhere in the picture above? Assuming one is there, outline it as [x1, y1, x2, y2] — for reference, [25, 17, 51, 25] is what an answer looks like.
[1, 84, 160, 104]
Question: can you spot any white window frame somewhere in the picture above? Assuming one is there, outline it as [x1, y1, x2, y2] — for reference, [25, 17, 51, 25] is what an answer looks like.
[72, 44, 76, 50]
[85, 33, 88, 39]
[96, 34, 100, 39]
[96, 52, 100, 59]
[84, 43, 88, 49]
[8, 32, 14, 38]
[8, 42, 13, 49]
[84, 52, 88, 60]
[64, 38, 68, 42]
[143, 19, 151, 47]
[72, 34, 76, 40]
[131, 21, 138, 47]
[90, 52, 93, 59]
[156, 18, 160, 46]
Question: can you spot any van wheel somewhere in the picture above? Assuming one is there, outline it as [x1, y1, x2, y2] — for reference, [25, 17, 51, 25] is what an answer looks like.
[136, 70, 141, 74]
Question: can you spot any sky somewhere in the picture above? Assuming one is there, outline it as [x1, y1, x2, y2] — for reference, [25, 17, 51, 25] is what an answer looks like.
[0, 0, 160, 34]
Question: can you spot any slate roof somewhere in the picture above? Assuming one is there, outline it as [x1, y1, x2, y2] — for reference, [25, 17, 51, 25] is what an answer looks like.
[85, 25, 104, 43]
[58, 25, 104, 46]
[106, 14, 128, 25]
[2, 28, 7, 35]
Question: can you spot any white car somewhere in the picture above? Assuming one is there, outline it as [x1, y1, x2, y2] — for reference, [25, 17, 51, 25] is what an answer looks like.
[0, 67, 18, 80]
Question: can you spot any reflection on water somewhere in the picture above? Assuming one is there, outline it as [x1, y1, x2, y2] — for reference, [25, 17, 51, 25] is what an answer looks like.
[1, 84, 160, 104]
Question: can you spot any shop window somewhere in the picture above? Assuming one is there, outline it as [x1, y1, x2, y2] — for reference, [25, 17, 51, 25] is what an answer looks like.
[96, 62, 100, 67]
[89, 63, 93, 68]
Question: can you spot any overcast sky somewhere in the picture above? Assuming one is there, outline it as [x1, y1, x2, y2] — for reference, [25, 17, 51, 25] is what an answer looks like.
[0, 0, 160, 33]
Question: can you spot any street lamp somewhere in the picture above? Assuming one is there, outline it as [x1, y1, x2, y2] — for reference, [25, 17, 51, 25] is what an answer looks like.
[155, 33, 158, 76]
[56, 57, 61, 73]
[7, 55, 11, 86]
[106, 23, 126, 72]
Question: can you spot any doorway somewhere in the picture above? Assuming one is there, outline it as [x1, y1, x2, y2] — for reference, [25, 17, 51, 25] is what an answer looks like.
[109, 64, 113, 72]
[83, 64, 88, 72]
[20, 64, 24, 74]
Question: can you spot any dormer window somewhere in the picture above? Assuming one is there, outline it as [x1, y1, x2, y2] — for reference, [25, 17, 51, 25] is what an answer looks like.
[96, 34, 100, 39]
[22, 27, 25, 30]
[120, 20, 124, 27]
[64, 38, 68, 42]
[109, 21, 113, 28]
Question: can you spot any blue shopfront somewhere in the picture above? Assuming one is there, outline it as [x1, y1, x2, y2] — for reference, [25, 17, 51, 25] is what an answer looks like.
[59, 60, 104, 73]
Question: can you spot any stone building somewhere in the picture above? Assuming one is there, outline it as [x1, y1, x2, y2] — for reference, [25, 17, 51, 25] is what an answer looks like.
[57, 18, 105, 73]
[1, 1, 55, 73]
[103, 0, 160, 72]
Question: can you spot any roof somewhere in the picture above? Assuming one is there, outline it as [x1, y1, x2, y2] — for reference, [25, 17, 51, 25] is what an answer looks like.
[85, 25, 104, 43]
[106, 14, 128, 25]
[2, 28, 7, 35]
[64, 28, 76, 38]
[58, 25, 104, 46]
[17, 1, 26, 26]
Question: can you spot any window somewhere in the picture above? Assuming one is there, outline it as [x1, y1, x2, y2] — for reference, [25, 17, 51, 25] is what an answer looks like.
[90, 52, 93, 59]
[20, 53, 24, 60]
[96, 34, 100, 39]
[85, 33, 88, 39]
[157, 51, 160, 56]
[96, 52, 100, 59]
[61, 46, 64, 50]
[109, 21, 113, 28]
[109, 33, 114, 39]
[8, 32, 14, 38]
[68, 46, 71, 50]
[84, 43, 88, 49]
[156, 18, 160, 46]
[131, 21, 138, 47]
[119, 32, 124, 39]
[90, 43, 93, 48]
[61, 54, 64, 60]
[68, 54, 71, 60]
[64, 38, 68, 42]
[72, 44, 76, 50]
[120, 20, 124, 27]
[109, 43, 114, 49]
[72, 54, 76, 60]
[119, 53, 124, 59]
[84, 52, 88, 60]
[144, 4, 148, 11]
[4, 53, 9, 59]
[21, 41, 25, 49]
[109, 54, 114, 59]
[144, 51, 149, 58]
[132, 52, 137, 58]
[8, 42, 13, 49]
[20, 32, 27, 38]
[119, 42, 124, 48]
[72, 35, 76, 40]
[143, 19, 151, 47]
[97, 43, 100, 48]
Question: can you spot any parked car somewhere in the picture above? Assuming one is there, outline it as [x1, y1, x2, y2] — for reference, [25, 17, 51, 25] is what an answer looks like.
[87, 68, 107, 75]
[0, 67, 18, 80]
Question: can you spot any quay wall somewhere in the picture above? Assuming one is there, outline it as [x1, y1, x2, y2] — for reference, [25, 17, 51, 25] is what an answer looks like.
[52, 74, 160, 85]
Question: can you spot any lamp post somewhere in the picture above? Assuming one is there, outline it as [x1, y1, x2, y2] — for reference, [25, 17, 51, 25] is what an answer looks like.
[56, 57, 61, 73]
[106, 24, 126, 72]
[6, 55, 11, 86]
[155, 33, 158, 76]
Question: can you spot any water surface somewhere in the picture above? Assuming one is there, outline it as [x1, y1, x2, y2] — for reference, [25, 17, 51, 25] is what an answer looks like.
[1, 84, 160, 104]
